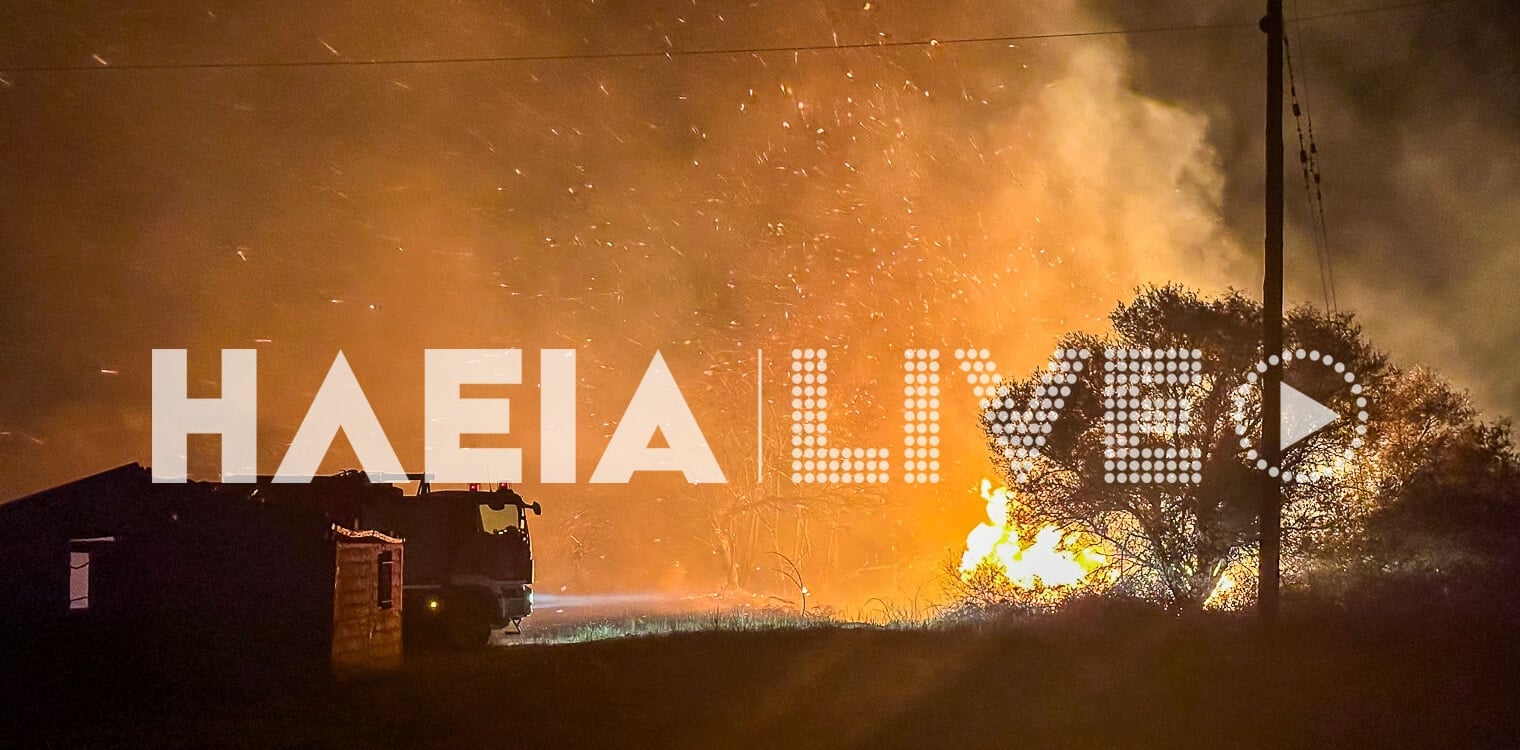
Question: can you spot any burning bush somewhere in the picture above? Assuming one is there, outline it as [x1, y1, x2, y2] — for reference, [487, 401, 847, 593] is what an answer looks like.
[953, 479, 1111, 611]
[954, 286, 1516, 613]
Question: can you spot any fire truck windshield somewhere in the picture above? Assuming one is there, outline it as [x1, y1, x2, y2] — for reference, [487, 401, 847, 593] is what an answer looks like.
[478, 504, 522, 534]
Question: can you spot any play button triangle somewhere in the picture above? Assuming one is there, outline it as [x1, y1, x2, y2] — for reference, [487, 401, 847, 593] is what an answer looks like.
[1281, 381, 1340, 450]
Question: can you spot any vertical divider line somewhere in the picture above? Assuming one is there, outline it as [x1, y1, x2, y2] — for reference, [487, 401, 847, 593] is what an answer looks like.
[756, 348, 764, 485]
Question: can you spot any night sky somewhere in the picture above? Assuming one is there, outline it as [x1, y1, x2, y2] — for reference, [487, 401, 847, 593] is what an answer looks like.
[1, 0, 1515, 602]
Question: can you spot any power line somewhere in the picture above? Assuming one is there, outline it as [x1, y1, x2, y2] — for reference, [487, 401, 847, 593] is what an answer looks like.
[1284, 27, 1339, 314]
[0, 0, 1465, 74]
[0, 22, 1257, 74]
[1288, 6, 1341, 314]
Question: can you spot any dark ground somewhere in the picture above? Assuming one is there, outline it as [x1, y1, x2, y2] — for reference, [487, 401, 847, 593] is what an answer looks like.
[6, 594, 1519, 749]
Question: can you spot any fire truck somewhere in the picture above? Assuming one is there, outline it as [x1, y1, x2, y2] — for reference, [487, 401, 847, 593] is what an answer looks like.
[361, 478, 541, 647]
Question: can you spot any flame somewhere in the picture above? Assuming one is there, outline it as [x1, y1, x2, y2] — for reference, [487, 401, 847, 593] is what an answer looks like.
[960, 480, 1266, 610]
[1204, 573, 1236, 608]
[1201, 560, 1260, 611]
[959, 479, 1107, 589]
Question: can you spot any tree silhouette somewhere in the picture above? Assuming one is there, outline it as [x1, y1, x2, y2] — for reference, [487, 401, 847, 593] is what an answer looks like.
[976, 285, 1491, 610]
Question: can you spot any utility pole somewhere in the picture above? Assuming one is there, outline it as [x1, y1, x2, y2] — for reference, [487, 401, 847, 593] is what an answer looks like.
[1259, 0, 1285, 626]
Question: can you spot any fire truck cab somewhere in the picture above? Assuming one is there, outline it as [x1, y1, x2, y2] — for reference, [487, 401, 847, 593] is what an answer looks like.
[362, 481, 540, 647]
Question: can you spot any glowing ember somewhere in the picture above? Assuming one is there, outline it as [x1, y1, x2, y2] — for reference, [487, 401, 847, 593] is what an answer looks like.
[959, 479, 1107, 589]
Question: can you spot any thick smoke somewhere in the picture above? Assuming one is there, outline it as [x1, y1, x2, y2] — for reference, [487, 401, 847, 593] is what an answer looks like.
[1099, 0, 1520, 414]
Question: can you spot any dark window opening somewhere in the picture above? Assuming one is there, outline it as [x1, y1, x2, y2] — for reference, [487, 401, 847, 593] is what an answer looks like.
[376, 551, 394, 610]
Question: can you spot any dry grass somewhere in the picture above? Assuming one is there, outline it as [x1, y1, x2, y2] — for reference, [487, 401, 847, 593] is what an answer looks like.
[506, 608, 844, 645]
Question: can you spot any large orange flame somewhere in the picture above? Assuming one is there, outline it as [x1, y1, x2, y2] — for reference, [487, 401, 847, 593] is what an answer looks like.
[958, 479, 1107, 589]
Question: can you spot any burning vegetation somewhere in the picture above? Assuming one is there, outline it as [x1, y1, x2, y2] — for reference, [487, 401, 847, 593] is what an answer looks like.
[956, 476, 1258, 611]
[958, 479, 1108, 598]
[948, 286, 1518, 616]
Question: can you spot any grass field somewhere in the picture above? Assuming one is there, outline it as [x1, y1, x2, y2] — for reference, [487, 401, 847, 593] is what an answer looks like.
[12, 594, 1518, 749]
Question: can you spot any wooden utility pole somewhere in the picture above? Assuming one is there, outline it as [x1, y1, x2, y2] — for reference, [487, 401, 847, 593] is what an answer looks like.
[1259, 0, 1286, 625]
